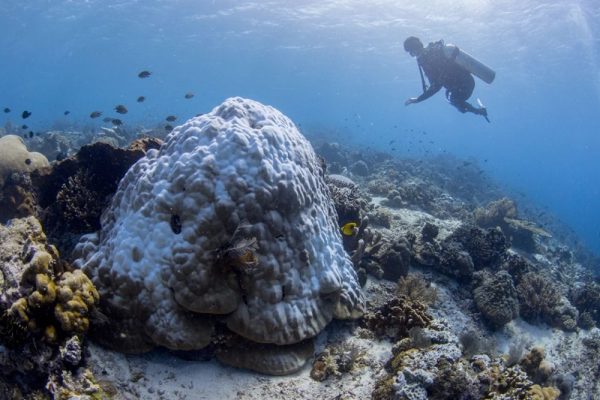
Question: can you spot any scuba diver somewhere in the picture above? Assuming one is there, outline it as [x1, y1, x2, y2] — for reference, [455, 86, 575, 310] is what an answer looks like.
[403, 36, 495, 122]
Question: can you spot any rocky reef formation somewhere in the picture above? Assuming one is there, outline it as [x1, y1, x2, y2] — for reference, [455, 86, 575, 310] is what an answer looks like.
[73, 98, 365, 374]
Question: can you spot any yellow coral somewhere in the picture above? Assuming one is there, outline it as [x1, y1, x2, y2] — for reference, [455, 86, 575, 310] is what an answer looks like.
[54, 270, 99, 333]
[528, 384, 560, 400]
[31, 251, 53, 274]
[44, 324, 58, 343]
[28, 273, 57, 307]
[9, 297, 29, 323]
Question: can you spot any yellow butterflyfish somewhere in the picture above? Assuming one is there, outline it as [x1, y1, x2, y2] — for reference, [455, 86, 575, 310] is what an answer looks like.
[340, 222, 359, 236]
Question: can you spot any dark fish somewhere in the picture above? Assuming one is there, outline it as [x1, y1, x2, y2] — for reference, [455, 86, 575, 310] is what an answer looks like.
[24, 158, 32, 165]
[165, 115, 177, 122]
[138, 70, 151, 78]
[463, 161, 472, 167]
[21, 124, 28, 129]
[389, 140, 395, 145]
[3, 107, 10, 113]
[165, 124, 173, 132]
[102, 117, 112, 123]
[28, 131, 34, 138]
[137, 96, 145, 103]
[90, 111, 102, 119]
[64, 110, 70, 115]
[22, 110, 32, 119]
[112, 118, 123, 126]
[114, 105, 128, 114]
[184, 92, 194, 99]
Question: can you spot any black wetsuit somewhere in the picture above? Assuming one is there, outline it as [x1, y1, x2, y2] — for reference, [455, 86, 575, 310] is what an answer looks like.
[416, 41, 478, 113]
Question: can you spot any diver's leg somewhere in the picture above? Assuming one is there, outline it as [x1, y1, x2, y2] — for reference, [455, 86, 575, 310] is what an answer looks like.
[449, 77, 487, 118]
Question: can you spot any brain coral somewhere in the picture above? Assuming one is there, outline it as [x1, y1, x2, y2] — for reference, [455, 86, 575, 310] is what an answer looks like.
[0, 135, 49, 187]
[74, 97, 364, 353]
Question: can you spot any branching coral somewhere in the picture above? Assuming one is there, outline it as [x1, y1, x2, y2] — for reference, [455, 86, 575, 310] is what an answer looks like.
[396, 273, 437, 306]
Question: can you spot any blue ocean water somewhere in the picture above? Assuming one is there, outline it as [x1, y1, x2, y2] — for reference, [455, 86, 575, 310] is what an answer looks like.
[1, 0, 599, 256]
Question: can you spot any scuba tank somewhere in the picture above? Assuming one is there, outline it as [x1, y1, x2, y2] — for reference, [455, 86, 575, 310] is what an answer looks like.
[443, 43, 496, 84]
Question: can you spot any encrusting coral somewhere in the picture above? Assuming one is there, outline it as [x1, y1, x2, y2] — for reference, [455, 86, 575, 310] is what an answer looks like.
[73, 97, 365, 374]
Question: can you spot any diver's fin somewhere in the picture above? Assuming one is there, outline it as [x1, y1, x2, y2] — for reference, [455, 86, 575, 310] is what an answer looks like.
[477, 98, 491, 123]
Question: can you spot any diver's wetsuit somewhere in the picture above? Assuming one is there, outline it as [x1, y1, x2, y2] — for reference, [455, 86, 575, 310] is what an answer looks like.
[416, 41, 480, 114]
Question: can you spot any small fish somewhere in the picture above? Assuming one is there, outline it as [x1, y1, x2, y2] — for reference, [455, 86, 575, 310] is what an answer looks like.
[64, 110, 70, 115]
[22, 110, 32, 119]
[3, 107, 10, 113]
[340, 222, 359, 236]
[165, 115, 177, 122]
[463, 161, 472, 167]
[165, 124, 173, 132]
[184, 92, 194, 99]
[114, 105, 128, 114]
[389, 140, 395, 145]
[112, 118, 123, 126]
[21, 124, 28, 129]
[90, 111, 102, 119]
[102, 117, 112, 123]
[137, 96, 145, 103]
[28, 131, 34, 138]
[138, 70, 151, 78]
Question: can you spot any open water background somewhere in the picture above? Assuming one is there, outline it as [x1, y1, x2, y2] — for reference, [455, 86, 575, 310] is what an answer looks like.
[1, 0, 599, 255]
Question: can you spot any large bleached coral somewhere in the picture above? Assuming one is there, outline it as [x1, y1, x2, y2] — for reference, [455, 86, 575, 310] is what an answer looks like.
[74, 97, 364, 356]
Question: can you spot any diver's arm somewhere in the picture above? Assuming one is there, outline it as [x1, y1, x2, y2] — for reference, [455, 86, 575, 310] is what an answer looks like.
[405, 82, 442, 105]
[416, 82, 442, 102]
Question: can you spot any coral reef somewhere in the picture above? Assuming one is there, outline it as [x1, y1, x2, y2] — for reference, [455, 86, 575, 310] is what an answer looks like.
[0, 216, 103, 398]
[474, 197, 551, 252]
[570, 281, 600, 328]
[215, 337, 315, 375]
[353, 229, 412, 281]
[473, 270, 519, 328]
[362, 294, 432, 340]
[34, 138, 162, 254]
[310, 341, 365, 381]
[516, 272, 578, 330]
[396, 273, 437, 306]
[446, 225, 508, 270]
[0, 217, 98, 342]
[73, 98, 364, 374]
[0, 135, 49, 222]
[0, 135, 49, 187]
